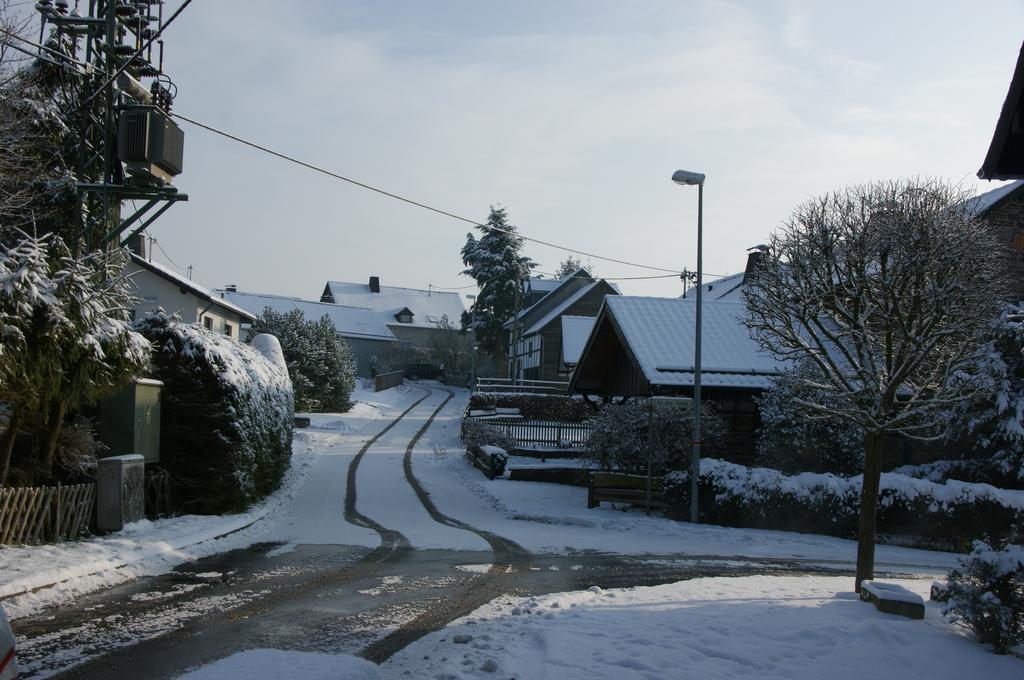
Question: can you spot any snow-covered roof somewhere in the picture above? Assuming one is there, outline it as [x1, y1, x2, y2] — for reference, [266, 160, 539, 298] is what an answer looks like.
[323, 280, 464, 330]
[681, 271, 746, 302]
[560, 315, 596, 366]
[523, 281, 602, 335]
[526, 277, 561, 293]
[217, 290, 397, 341]
[964, 179, 1024, 216]
[604, 296, 786, 389]
[129, 255, 255, 322]
[512, 269, 594, 323]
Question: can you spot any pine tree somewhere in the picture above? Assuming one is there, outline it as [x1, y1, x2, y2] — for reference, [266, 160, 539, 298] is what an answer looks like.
[555, 254, 592, 278]
[460, 206, 536, 358]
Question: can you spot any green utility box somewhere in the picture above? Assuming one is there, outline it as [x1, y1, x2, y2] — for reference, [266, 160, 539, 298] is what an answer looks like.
[99, 378, 163, 463]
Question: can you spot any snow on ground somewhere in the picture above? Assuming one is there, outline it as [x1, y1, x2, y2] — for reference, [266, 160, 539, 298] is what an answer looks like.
[177, 648, 380, 680]
[381, 575, 1023, 680]
[410, 389, 960, 573]
[0, 384, 419, 620]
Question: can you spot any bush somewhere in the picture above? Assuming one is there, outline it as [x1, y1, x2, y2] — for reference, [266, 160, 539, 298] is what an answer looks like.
[134, 311, 294, 514]
[945, 541, 1024, 654]
[248, 307, 355, 413]
[894, 459, 1024, 491]
[584, 400, 727, 475]
[755, 363, 864, 475]
[468, 393, 591, 422]
[461, 418, 516, 452]
[662, 459, 1024, 552]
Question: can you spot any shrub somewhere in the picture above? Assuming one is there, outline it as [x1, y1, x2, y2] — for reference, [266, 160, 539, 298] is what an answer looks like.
[662, 459, 1024, 551]
[755, 363, 864, 475]
[894, 459, 1024, 491]
[945, 541, 1024, 654]
[461, 418, 516, 452]
[584, 400, 727, 475]
[248, 308, 355, 413]
[134, 311, 294, 514]
[468, 393, 591, 422]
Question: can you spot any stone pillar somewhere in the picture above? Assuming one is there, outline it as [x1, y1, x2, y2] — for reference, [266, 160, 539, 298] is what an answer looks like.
[96, 454, 145, 532]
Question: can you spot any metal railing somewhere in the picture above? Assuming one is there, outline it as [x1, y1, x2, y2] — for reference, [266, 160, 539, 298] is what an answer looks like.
[474, 377, 570, 396]
[480, 417, 594, 449]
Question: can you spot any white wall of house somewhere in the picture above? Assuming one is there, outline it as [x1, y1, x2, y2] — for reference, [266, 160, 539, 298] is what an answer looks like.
[128, 263, 248, 340]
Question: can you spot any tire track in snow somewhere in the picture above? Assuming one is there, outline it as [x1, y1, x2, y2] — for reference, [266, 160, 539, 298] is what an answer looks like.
[361, 386, 532, 663]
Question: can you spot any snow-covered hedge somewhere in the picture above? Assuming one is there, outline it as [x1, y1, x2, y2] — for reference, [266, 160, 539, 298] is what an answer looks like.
[945, 542, 1024, 654]
[663, 459, 1024, 551]
[894, 459, 1024, 491]
[468, 393, 591, 422]
[134, 311, 294, 514]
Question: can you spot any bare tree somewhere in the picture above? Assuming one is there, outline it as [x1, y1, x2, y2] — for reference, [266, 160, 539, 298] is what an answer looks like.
[744, 179, 1009, 592]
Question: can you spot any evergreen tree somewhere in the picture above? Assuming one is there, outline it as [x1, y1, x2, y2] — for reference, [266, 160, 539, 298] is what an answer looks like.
[460, 206, 536, 358]
[555, 254, 592, 278]
[248, 309, 355, 412]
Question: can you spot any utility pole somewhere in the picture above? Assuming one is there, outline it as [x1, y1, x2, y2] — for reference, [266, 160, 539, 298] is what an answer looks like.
[34, 0, 188, 254]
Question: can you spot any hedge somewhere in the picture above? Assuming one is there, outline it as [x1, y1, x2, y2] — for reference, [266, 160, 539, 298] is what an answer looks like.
[663, 459, 1024, 552]
[134, 312, 294, 514]
[468, 393, 591, 422]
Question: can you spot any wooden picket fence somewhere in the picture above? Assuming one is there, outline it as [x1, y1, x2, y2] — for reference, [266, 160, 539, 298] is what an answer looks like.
[0, 483, 95, 545]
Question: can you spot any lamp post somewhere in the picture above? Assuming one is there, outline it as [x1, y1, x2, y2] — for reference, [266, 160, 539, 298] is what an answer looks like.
[467, 294, 477, 390]
[672, 169, 705, 524]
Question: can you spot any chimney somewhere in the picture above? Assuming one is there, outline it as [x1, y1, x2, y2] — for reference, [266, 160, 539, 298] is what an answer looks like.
[127, 233, 145, 259]
[743, 245, 768, 282]
[369, 276, 380, 293]
[224, 284, 237, 293]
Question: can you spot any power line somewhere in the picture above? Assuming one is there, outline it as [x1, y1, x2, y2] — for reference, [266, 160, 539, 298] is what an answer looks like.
[77, 0, 194, 111]
[171, 112, 683, 274]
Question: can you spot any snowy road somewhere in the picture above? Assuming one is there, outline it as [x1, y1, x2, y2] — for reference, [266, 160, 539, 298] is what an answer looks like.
[7, 384, 972, 678]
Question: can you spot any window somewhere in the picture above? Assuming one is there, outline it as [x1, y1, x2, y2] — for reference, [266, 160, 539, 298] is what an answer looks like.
[224, 323, 233, 338]
[203, 316, 213, 330]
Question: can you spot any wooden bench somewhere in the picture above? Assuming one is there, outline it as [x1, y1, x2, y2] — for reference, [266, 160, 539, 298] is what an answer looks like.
[859, 580, 925, 620]
[587, 472, 665, 510]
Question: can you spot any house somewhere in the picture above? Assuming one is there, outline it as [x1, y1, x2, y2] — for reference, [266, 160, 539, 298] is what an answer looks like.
[979, 40, 1024, 180]
[680, 246, 767, 302]
[569, 296, 786, 461]
[320, 276, 465, 351]
[504, 269, 619, 381]
[127, 254, 254, 340]
[215, 289, 398, 377]
[523, 276, 562, 307]
[965, 180, 1024, 301]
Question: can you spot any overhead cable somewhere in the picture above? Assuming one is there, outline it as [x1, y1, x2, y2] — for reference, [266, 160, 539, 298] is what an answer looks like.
[171, 112, 683, 274]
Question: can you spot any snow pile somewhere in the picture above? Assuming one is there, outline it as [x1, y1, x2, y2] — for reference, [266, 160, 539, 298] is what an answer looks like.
[179, 649, 380, 679]
[662, 458, 1024, 550]
[133, 311, 294, 514]
[946, 541, 1024, 654]
[381, 575, 1024, 679]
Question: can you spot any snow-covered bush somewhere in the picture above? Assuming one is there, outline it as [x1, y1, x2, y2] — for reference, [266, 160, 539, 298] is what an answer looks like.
[134, 311, 294, 514]
[894, 458, 1023, 491]
[461, 418, 516, 453]
[585, 401, 727, 475]
[248, 308, 355, 413]
[467, 393, 591, 422]
[662, 459, 1024, 551]
[954, 305, 1024, 484]
[945, 541, 1024, 654]
[755, 364, 864, 475]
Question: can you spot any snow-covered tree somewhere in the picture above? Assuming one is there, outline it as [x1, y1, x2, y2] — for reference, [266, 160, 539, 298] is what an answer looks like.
[555, 255, 593, 278]
[744, 179, 1009, 592]
[0, 233, 149, 483]
[755, 361, 864, 475]
[460, 206, 536, 359]
[945, 540, 1024, 654]
[248, 308, 355, 412]
[957, 304, 1024, 481]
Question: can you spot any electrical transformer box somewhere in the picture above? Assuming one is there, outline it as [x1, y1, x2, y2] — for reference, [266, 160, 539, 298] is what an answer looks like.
[99, 378, 163, 464]
[117, 106, 184, 185]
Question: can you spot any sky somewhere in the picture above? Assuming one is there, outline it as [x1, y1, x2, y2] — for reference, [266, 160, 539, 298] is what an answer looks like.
[129, 0, 1024, 301]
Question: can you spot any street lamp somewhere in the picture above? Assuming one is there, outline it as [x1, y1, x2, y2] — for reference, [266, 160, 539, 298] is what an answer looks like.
[466, 294, 477, 390]
[672, 168, 705, 524]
